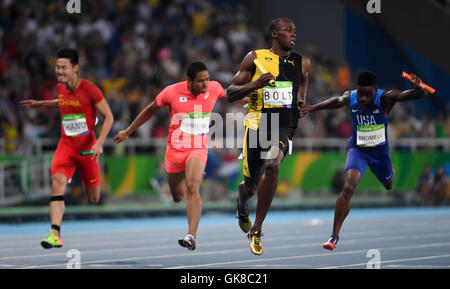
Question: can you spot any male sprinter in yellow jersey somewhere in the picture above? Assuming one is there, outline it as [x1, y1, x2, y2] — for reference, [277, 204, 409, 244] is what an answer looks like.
[226, 18, 310, 255]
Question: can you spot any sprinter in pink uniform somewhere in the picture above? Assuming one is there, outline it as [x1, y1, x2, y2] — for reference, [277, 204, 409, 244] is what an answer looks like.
[114, 62, 225, 250]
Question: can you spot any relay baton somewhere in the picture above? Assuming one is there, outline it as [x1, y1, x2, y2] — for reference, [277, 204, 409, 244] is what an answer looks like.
[80, 150, 94, 156]
[401, 72, 435, 94]
[253, 59, 276, 86]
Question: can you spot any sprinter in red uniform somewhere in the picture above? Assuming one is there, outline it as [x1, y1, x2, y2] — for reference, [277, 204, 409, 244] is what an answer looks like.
[21, 48, 114, 249]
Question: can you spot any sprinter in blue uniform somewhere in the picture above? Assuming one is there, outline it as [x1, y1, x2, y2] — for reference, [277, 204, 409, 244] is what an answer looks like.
[302, 71, 429, 250]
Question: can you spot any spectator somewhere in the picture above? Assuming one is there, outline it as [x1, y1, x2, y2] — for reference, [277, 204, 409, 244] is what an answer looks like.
[417, 164, 433, 205]
[150, 160, 172, 203]
[202, 148, 226, 201]
[0, 0, 445, 156]
[431, 166, 448, 206]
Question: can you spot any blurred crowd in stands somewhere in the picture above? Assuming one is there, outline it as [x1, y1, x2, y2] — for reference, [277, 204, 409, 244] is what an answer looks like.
[0, 0, 449, 155]
[417, 165, 449, 206]
[436, 0, 450, 8]
[0, 0, 448, 206]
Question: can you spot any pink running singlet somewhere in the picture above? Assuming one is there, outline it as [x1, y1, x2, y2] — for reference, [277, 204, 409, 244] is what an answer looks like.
[155, 80, 224, 173]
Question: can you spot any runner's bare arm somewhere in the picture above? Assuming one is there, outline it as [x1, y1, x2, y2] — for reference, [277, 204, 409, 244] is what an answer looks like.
[381, 74, 428, 115]
[114, 100, 160, 144]
[226, 51, 275, 102]
[91, 99, 114, 159]
[20, 99, 59, 108]
[238, 96, 250, 104]
[303, 91, 350, 115]
[298, 56, 311, 118]
[298, 56, 311, 103]
[222, 89, 249, 104]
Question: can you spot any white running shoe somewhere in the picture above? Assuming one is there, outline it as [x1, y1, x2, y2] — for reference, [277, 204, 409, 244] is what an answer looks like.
[178, 234, 196, 251]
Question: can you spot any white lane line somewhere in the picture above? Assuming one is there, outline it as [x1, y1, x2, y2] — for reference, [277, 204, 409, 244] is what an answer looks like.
[0, 224, 300, 251]
[19, 247, 248, 269]
[319, 253, 450, 269]
[166, 241, 450, 269]
[4, 230, 296, 260]
[2, 211, 447, 244]
[2, 213, 448, 253]
[0, 226, 247, 254]
[384, 264, 450, 269]
[6, 228, 450, 262]
[4, 219, 449, 260]
[18, 238, 450, 269]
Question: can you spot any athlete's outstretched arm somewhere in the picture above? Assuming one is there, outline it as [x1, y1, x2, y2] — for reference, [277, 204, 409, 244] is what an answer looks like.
[20, 99, 59, 108]
[298, 56, 311, 103]
[381, 74, 428, 115]
[303, 91, 350, 115]
[297, 56, 311, 118]
[222, 89, 249, 104]
[226, 51, 275, 102]
[113, 100, 160, 144]
[91, 99, 114, 160]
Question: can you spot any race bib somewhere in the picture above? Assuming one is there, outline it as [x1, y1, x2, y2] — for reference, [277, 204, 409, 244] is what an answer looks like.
[179, 112, 211, 135]
[62, 113, 88, 136]
[262, 81, 293, 108]
[356, 124, 386, 147]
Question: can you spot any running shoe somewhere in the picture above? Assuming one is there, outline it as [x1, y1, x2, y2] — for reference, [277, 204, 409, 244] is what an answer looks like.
[236, 194, 252, 233]
[41, 229, 64, 249]
[323, 235, 339, 251]
[178, 234, 196, 251]
[247, 230, 263, 255]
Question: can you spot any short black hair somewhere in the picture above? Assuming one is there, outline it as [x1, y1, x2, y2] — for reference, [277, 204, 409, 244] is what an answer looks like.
[357, 71, 377, 86]
[56, 48, 79, 66]
[267, 18, 293, 36]
[186, 62, 208, 80]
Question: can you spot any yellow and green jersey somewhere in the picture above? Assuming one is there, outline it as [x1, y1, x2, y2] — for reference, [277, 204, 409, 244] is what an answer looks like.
[245, 49, 304, 130]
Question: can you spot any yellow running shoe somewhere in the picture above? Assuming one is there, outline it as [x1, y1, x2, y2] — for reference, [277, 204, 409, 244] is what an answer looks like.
[41, 229, 64, 249]
[247, 230, 263, 255]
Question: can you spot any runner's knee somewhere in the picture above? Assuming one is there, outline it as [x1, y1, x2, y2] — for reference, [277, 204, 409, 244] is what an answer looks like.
[342, 183, 356, 200]
[171, 190, 185, 202]
[383, 182, 393, 190]
[167, 176, 186, 203]
[88, 195, 100, 204]
[238, 181, 245, 192]
[88, 192, 100, 204]
[85, 187, 101, 204]
[241, 180, 258, 196]
[173, 195, 184, 202]
[51, 174, 67, 191]
[240, 181, 251, 194]
[264, 160, 280, 179]
[186, 180, 201, 197]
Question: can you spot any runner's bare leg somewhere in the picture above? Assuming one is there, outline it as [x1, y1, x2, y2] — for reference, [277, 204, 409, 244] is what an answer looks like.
[184, 157, 206, 237]
[49, 173, 68, 237]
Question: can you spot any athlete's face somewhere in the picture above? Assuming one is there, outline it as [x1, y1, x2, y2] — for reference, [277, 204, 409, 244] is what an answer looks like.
[55, 58, 79, 83]
[273, 19, 296, 51]
[189, 70, 209, 96]
[356, 86, 377, 108]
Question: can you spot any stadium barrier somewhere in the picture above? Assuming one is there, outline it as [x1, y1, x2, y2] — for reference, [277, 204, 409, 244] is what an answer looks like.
[0, 137, 448, 206]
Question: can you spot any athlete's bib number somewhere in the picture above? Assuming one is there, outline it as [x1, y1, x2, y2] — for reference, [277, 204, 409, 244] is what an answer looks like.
[179, 112, 211, 135]
[263, 81, 293, 108]
[356, 124, 386, 147]
[62, 113, 88, 136]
